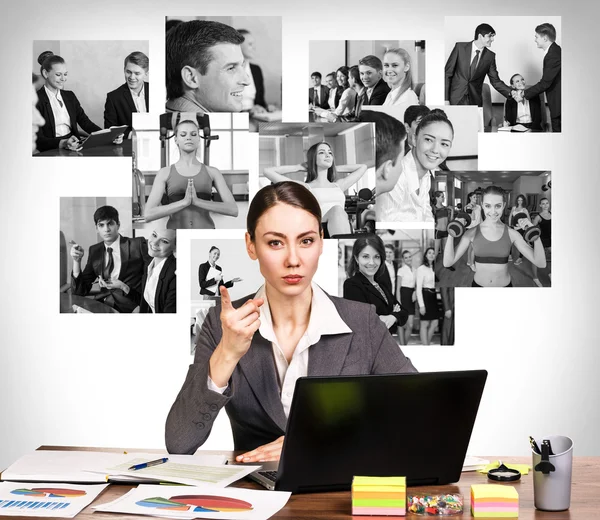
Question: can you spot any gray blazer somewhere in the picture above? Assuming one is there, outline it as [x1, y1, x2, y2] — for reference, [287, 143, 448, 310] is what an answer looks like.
[165, 291, 417, 454]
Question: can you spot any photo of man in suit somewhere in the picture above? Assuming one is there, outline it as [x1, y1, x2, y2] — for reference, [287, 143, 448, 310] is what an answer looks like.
[104, 51, 149, 138]
[381, 243, 399, 296]
[445, 23, 513, 106]
[70, 206, 148, 313]
[309, 71, 330, 109]
[140, 229, 177, 314]
[165, 20, 250, 113]
[358, 55, 390, 110]
[518, 23, 561, 132]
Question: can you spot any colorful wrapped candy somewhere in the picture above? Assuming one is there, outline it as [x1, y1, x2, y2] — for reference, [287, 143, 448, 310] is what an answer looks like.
[407, 494, 463, 515]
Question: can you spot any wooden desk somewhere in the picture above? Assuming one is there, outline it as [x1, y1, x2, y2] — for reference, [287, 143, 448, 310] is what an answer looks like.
[12, 447, 595, 519]
[34, 140, 132, 157]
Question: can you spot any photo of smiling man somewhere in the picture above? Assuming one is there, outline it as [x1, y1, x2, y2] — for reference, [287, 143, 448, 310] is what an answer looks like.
[165, 16, 282, 115]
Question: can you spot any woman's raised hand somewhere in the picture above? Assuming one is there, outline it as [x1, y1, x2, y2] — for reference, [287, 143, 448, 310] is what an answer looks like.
[218, 285, 264, 361]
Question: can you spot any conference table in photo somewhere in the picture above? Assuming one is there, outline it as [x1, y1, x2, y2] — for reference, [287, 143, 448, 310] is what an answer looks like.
[35, 140, 132, 158]
[59, 294, 119, 314]
[3, 446, 596, 519]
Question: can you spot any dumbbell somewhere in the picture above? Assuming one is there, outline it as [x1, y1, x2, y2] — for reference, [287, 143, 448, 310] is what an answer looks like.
[513, 212, 541, 243]
[447, 212, 472, 238]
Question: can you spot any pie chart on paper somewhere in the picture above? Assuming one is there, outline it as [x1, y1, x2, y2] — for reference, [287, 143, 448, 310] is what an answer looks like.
[137, 494, 253, 512]
[11, 488, 87, 498]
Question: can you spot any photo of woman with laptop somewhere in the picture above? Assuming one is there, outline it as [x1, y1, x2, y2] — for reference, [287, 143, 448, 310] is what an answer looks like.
[166, 181, 417, 463]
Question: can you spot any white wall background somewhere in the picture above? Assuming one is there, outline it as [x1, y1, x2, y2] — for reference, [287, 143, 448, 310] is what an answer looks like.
[444, 16, 562, 103]
[33, 40, 150, 128]
[1, 0, 598, 472]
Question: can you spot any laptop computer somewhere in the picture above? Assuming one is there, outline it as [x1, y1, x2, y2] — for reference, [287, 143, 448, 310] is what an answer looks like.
[248, 370, 487, 493]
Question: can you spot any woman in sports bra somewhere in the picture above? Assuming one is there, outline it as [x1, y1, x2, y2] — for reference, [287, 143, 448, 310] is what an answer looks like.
[531, 197, 552, 287]
[144, 120, 239, 229]
[263, 141, 367, 236]
[433, 191, 454, 259]
[443, 186, 546, 287]
[464, 191, 482, 271]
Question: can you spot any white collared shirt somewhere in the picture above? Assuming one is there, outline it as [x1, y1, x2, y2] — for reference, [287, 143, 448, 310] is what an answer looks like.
[143, 257, 167, 313]
[44, 85, 71, 137]
[516, 98, 532, 123]
[397, 264, 415, 289]
[241, 62, 257, 111]
[416, 264, 435, 308]
[129, 84, 146, 113]
[208, 283, 352, 418]
[376, 150, 434, 223]
[327, 87, 337, 110]
[103, 236, 121, 281]
[470, 41, 483, 68]
[385, 261, 396, 294]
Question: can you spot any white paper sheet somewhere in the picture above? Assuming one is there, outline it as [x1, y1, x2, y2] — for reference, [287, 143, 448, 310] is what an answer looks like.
[104, 458, 259, 487]
[0, 481, 108, 518]
[94, 483, 291, 520]
[463, 456, 490, 472]
[205, 266, 221, 294]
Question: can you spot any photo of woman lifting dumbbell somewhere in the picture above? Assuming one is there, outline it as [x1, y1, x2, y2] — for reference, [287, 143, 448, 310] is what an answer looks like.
[441, 185, 547, 287]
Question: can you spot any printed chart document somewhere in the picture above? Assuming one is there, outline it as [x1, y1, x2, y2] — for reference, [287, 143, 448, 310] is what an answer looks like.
[205, 266, 221, 295]
[94, 483, 291, 520]
[104, 457, 259, 487]
[1, 451, 226, 484]
[0, 481, 108, 518]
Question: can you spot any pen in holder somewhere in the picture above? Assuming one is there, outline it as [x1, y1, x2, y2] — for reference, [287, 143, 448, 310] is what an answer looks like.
[531, 435, 573, 511]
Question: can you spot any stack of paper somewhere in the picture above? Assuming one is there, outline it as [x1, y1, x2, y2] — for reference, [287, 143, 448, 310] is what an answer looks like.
[471, 484, 519, 518]
[351, 476, 406, 516]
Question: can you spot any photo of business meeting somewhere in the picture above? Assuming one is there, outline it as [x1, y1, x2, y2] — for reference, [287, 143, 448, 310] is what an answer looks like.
[32, 40, 149, 156]
[11, 3, 599, 518]
[445, 16, 561, 132]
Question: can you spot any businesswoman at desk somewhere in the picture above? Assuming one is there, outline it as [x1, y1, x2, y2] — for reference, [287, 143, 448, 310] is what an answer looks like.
[165, 181, 417, 462]
[343, 234, 408, 334]
[263, 142, 367, 236]
[35, 51, 120, 153]
[144, 120, 238, 229]
[443, 186, 546, 287]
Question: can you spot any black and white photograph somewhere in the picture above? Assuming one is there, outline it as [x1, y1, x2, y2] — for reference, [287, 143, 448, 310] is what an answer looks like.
[339, 231, 455, 346]
[445, 16, 561, 132]
[375, 104, 479, 227]
[165, 16, 282, 130]
[132, 111, 250, 231]
[60, 197, 176, 314]
[308, 40, 426, 123]
[190, 236, 338, 354]
[259, 122, 376, 237]
[435, 171, 552, 287]
[33, 40, 149, 156]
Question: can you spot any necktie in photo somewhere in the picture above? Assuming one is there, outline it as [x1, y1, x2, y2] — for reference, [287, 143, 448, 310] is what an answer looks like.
[103, 247, 114, 281]
[355, 91, 366, 117]
[314, 88, 319, 107]
[470, 49, 480, 79]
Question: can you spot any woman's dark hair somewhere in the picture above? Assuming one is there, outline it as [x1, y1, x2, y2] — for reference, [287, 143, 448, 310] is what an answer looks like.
[515, 193, 526, 207]
[305, 141, 336, 183]
[482, 185, 506, 201]
[432, 190, 444, 207]
[247, 181, 322, 241]
[336, 66, 350, 89]
[349, 65, 362, 87]
[347, 234, 386, 280]
[510, 73, 523, 86]
[415, 109, 454, 138]
[422, 247, 435, 268]
[467, 191, 477, 203]
[38, 51, 65, 75]
[209, 246, 220, 253]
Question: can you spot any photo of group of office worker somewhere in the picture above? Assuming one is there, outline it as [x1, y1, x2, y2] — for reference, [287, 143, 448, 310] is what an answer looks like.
[165, 16, 282, 131]
[435, 171, 552, 288]
[32, 40, 149, 156]
[445, 17, 561, 132]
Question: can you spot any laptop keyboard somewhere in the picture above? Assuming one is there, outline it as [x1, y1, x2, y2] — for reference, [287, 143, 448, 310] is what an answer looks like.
[259, 470, 278, 482]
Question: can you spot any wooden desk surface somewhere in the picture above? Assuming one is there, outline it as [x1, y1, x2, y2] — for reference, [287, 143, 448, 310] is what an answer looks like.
[34, 140, 132, 157]
[7, 446, 595, 519]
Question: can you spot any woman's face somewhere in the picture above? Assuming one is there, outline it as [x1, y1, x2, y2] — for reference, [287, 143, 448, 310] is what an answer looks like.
[336, 71, 347, 88]
[148, 229, 176, 258]
[315, 143, 333, 170]
[348, 73, 356, 88]
[540, 199, 550, 211]
[356, 245, 381, 279]
[246, 203, 323, 298]
[414, 122, 453, 171]
[425, 249, 436, 263]
[383, 52, 408, 88]
[512, 75, 526, 90]
[482, 194, 505, 222]
[209, 248, 220, 264]
[44, 62, 67, 90]
[437, 193, 445, 204]
[32, 85, 45, 153]
[470, 194, 477, 204]
[403, 253, 412, 267]
[516, 196, 525, 207]
[175, 122, 200, 153]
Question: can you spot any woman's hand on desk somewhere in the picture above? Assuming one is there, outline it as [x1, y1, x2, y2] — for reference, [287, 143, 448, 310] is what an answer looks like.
[113, 133, 124, 145]
[60, 136, 82, 151]
[236, 436, 284, 463]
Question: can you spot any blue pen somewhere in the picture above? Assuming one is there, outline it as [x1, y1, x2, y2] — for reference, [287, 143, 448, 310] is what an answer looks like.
[128, 457, 168, 471]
